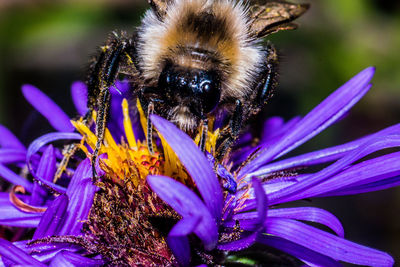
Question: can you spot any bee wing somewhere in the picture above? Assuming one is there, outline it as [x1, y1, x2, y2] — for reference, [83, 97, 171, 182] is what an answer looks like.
[248, 1, 309, 38]
[148, 0, 170, 18]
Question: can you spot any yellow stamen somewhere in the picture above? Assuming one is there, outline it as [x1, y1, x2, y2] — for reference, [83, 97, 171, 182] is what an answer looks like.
[122, 99, 137, 149]
[72, 98, 220, 189]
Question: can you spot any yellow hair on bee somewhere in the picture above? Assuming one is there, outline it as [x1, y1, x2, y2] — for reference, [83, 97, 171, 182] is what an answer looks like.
[137, 0, 264, 101]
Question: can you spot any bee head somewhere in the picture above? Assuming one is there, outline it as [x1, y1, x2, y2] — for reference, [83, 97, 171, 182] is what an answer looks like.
[158, 63, 221, 116]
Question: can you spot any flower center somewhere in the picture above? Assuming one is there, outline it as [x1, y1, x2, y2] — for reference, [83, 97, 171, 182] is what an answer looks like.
[71, 98, 220, 265]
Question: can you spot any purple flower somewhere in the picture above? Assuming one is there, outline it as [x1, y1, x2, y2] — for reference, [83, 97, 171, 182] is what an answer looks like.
[0, 67, 398, 266]
[147, 67, 399, 266]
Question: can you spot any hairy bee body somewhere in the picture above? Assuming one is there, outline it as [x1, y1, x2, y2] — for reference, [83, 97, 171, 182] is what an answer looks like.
[86, 0, 308, 166]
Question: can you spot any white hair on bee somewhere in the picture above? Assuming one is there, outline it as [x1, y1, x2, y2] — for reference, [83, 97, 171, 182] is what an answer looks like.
[137, 0, 264, 101]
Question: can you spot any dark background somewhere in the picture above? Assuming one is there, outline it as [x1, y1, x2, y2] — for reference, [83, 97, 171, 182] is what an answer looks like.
[0, 0, 399, 264]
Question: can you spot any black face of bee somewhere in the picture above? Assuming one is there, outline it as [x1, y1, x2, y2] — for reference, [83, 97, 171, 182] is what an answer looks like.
[158, 63, 221, 116]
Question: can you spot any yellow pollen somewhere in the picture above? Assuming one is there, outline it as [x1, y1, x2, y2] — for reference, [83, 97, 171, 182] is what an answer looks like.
[72, 98, 220, 188]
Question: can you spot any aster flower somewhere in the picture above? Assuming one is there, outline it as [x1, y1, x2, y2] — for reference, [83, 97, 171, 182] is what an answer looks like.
[0, 67, 398, 266]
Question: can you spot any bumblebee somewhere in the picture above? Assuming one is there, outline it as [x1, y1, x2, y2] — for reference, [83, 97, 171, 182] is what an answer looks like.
[86, 0, 309, 170]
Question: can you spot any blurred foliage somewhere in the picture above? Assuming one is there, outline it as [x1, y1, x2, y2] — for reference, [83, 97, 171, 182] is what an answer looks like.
[0, 0, 399, 263]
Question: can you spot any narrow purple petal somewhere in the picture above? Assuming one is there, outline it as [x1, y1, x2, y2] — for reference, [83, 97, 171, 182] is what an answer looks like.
[0, 149, 26, 164]
[257, 236, 341, 267]
[71, 81, 88, 117]
[248, 123, 400, 178]
[268, 134, 400, 205]
[265, 218, 394, 266]
[268, 208, 344, 237]
[22, 84, 74, 132]
[49, 251, 104, 267]
[58, 178, 97, 235]
[233, 206, 344, 238]
[0, 238, 46, 266]
[19, 241, 81, 263]
[147, 175, 218, 250]
[0, 164, 33, 192]
[299, 151, 400, 200]
[0, 125, 25, 150]
[0, 193, 41, 227]
[33, 194, 69, 239]
[241, 67, 375, 176]
[324, 176, 400, 197]
[252, 177, 267, 227]
[151, 115, 223, 222]
[30, 145, 56, 206]
[27, 132, 82, 194]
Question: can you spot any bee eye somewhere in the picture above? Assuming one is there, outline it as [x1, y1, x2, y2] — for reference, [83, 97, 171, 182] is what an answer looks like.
[199, 77, 220, 113]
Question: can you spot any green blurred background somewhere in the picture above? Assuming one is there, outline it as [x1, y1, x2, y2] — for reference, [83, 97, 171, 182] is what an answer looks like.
[0, 0, 399, 264]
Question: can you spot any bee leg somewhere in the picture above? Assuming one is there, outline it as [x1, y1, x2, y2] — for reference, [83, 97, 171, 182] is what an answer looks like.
[86, 32, 135, 179]
[199, 118, 208, 152]
[91, 88, 111, 178]
[254, 43, 279, 111]
[215, 100, 243, 161]
[147, 102, 155, 154]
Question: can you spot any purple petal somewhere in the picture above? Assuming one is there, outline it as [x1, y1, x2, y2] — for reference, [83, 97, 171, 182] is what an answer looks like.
[49, 251, 104, 267]
[167, 217, 197, 267]
[0, 193, 41, 227]
[147, 175, 218, 250]
[252, 177, 267, 227]
[265, 217, 394, 266]
[151, 115, 223, 222]
[241, 67, 375, 176]
[248, 123, 400, 178]
[0, 125, 25, 150]
[233, 206, 344, 238]
[30, 145, 56, 206]
[257, 235, 341, 267]
[27, 132, 82, 194]
[71, 81, 88, 117]
[0, 149, 26, 164]
[0, 238, 46, 266]
[0, 164, 33, 192]
[65, 158, 92, 191]
[58, 177, 97, 235]
[18, 241, 81, 263]
[261, 116, 301, 144]
[268, 134, 400, 205]
[167, 235, 190, 267]
[22, 84, 74, 132]
[324, 176, 400, 197]
[33, 194, 69, 239]
[269, 208, 344, 237]
[311, 152, 400, 197]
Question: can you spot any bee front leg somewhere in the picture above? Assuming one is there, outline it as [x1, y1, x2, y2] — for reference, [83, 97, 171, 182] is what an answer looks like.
[86, 32, 136, 178]
[91, 87, 111, 178]
[215, 100, 243, 161]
